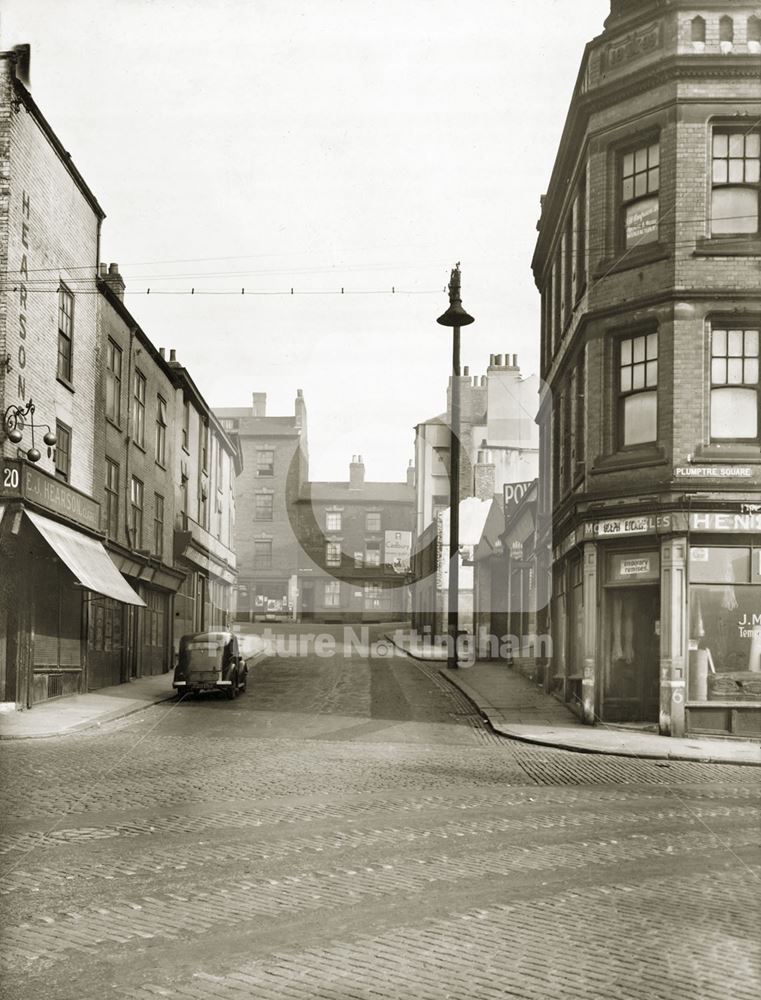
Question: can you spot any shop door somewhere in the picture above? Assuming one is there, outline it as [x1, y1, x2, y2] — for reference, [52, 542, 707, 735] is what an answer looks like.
[301, 581, 314, 618]
[603, 586, 660, 723]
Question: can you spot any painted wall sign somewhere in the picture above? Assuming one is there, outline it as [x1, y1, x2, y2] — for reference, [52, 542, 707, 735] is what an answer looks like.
[0, 458, 100, 531]
[690, 512, 761, 533]
[503, 480, 535, 516]
[674, 466, 753, 479]
[17, 190, 31, 403]
[384, 530, 412, 574]
[583, 514, 675, 538]
[608, 551, 660, 582]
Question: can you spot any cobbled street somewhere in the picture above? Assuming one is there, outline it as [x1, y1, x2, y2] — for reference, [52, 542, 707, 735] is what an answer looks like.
[1, 625, 759, 1000]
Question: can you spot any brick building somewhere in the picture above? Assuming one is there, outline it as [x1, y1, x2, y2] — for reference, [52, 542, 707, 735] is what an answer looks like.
[0, 47, 143, 707]
[533, 1, 761, 736]
[295, 456, 414, 622]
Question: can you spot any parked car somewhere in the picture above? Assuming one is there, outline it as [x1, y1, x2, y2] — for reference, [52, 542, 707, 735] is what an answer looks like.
[173, 631, 247, 699]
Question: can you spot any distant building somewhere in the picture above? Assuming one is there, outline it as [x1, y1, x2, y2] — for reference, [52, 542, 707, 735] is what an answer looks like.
[533, 0, 761, 737]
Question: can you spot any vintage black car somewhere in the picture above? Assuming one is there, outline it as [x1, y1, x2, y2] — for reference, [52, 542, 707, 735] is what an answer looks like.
[173, 631, 248, 699]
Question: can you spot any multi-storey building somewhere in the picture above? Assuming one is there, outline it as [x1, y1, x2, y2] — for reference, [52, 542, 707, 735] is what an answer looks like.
[533, 0, 761, 737]
[412, 354, 540, 634]
[216, 392, 308, 620]
[295, 456, 414, 622]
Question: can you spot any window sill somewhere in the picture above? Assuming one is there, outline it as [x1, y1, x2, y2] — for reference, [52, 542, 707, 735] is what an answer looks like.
[106, 416, 122, 432]
[133, 442, 146, 454]
[694, 236, 761, 257]
[57, 375, 75, 394]
[155, 460, 166, 470]
[593, 243, 669, 278]
[693, 443, 761, 461]
[591, 446, 667, 474]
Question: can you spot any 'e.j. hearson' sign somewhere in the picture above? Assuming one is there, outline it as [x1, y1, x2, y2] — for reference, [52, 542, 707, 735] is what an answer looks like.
[0, 459, 100, 532]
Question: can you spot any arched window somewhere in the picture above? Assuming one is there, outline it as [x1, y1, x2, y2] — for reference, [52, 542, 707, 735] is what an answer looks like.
[719, 15, 734, 43]
[748, 16, 761, 53]
[691, 16, 706, 43]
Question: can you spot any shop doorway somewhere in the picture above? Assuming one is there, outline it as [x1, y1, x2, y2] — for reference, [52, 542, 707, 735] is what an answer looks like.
[602, 585, 660, 723]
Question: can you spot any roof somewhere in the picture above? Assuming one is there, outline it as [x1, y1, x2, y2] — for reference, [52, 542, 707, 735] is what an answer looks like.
[300, 482, 413, 504]
[214, 411, 301, 437]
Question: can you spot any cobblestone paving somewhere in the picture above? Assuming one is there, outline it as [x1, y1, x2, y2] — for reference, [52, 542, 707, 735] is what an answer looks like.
[1, 639, 759, 1000]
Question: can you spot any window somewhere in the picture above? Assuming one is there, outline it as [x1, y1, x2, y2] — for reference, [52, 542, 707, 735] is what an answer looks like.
[575, 170, 587, 294]
[153, 493, 164, 558]
[552, 259, 561, 351]
[749, 17, 761, 53]
[54, 421, 71, 482]
[691, 15, 705, 45]
[719, 15, 734, 48]
[621, 141, 659, 248]
[575, 351, 586, 479]
[155, 396, 167, 465]
[354, 551, 364, 568]
[198, 485, 207, 528]
[255, 493, 274, 520]
[254, 540, 272, 569]
[562, 215, 573, 324]
[363, 583, 389, 611]
[324, 581, 341, 607]
[711, 130, 760, 235]
[57, 284, 74, 383]
[256, 449, 275, 476]
[105, 339, 122, 423]
[130, 476, 144, 548]
[182, 398, 190, 451]
[200, 423, 208, 472]
[326, 511, 342, 531]
[326, 542, 341, 567]
[105, 459, 119, 539]
[132, 370, 146, 448]
[710, 327, 759, 440]
[618, 332, 658, 447]
[365, 541, 381, 567]
[216, 438, 224, 488]
[365, 511, 381, 532]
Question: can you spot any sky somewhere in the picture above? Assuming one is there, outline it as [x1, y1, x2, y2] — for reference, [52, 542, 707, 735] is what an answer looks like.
[1, 0, 610, 482]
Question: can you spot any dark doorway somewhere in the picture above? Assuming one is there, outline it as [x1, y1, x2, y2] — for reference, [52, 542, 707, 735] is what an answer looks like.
[602, 585, 660, 723]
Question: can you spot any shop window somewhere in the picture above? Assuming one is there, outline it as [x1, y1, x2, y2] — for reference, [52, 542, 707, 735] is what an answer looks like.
[256, 449, 275, 477]
[105, 459, 119, 539]
[155, 396, 167, 466]
[54, 421, 71, 482]
[689, 546, 761, 703]
[711, 129, 760, 235]
[710, 327, 759, 440]
[324, 580, 341, 607]
[254, 539, 272, 569]
[255, 493, 274, 520]
[57, 284, 74, 384]
[106, 339, 122, 424]
[325, 542, 341, 567]
[620, 141, 660, 249]
[326, 511, 342, 531]
[132, 370, 146, 448]
[365, 511, 381, 532]
[618, 332, 658, 447]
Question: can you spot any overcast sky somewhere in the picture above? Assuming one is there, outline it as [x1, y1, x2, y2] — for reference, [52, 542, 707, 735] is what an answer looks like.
[2, 0, 609, 481]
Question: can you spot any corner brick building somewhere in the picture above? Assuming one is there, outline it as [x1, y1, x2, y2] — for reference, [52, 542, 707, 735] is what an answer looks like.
[533, 0, 761, 737]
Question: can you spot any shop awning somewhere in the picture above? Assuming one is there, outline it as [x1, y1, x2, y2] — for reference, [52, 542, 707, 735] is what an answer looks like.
[26, 510, 145, 606]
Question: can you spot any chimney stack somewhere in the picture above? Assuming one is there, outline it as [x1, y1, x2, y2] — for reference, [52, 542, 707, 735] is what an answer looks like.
[349, 455, 365, 489]
[100, 262, 126, 301]
[406, 459, 415, 488]
[252, 393, 267, 417]
[294, 388, 306, 428]
[12, 45, 31, 87]
[474, 448, 496, 501]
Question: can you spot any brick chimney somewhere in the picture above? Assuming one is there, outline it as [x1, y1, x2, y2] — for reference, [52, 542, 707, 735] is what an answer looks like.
[252, 393, 266, 417]
[474, 447, 496, 501]
[100, 262, 125, 301]
[406, 460, 415, 488]
[349, 455, 365, 489]
[294, 388, 306, 428]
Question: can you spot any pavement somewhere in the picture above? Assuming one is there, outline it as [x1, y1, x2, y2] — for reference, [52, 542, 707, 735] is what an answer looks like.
[0, 634, 269, 740]
[387, 630, 761, 766]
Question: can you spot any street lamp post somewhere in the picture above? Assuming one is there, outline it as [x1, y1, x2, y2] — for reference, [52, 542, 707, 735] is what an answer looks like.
[437, 264, 474, 668]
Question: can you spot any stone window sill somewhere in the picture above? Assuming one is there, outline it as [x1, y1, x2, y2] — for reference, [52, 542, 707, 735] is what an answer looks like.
[694, 236, 761, 257]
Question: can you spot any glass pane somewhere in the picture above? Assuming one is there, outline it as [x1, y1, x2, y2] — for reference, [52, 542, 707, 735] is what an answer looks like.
[712, 187, 758, 234]
[747, 133, 760, 158]
[634, 173, 647, 197]
[625, 196, 658, 246]
[727, 358, 743, 383]
[746, 330, 759, 356]
[747, 160, 760, 184]
[727, 330, 744, 356]
[713, 133, 728, 156]
[711, 358, 726, 384]
[620, 339, 632, 365]
[632, 363, 645, 390]
[646, 360, 658, 386]
[744, 358, 759, 385]
[649, 143, 659, 167]
[624, 391, 657, 446]
[635, 147, 647, 172]
[623, 152, 634, 177]
[713, 161, 728, 183]
[711, 387, 757, 438]
[728, 133, 744, 157]
[620, 367, 632, 392]
[689, 548, 750, 583]
[712, 328, 727, 355]
[648, 167, 659, 192]
[623, 177, 634, 201]
[646, 332, 658, 359]
[728, 159, 744, 183]
[633, 336, 645, 363]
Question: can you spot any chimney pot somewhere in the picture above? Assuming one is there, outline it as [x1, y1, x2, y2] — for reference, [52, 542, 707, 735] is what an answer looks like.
[489, 354, 495, 366]
[99, 263, 107, 276]
[251, 392, 267, 417]
[170, 349, 177, 362]
[159, 347, 165, 358]
[496, 354, 503, 367]
[463, 365, 469, 376]
[513, 354, 518, 367]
